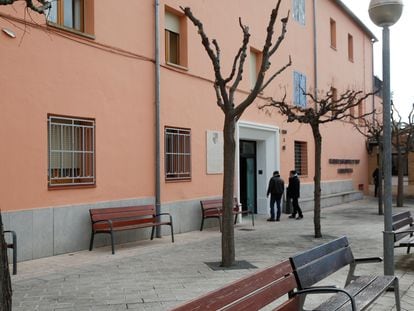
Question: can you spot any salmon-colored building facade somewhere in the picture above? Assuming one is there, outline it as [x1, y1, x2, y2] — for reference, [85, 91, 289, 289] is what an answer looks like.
[0, 0, 377, 261]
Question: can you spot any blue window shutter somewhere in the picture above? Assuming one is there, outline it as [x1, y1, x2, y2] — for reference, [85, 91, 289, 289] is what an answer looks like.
[293, 0, 305, 25]
[293, 71, 300, 106]
[300, 74, 306, 107]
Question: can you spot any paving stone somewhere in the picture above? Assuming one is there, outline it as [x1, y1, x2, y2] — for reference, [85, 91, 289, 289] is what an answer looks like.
[10, 198, 414, 310]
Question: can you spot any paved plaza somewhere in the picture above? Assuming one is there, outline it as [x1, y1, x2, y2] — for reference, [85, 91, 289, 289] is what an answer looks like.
[10, 197, 414, 310]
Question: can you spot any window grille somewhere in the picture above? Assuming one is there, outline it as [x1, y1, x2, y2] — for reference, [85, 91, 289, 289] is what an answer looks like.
[165, 127, 191, 180]
[48, 116, 95, 187]
[294, 141, 308, 176]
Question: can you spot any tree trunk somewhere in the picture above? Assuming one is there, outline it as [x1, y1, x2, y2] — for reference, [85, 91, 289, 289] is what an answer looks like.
[0, 212, 12, 311]
[221, 116, 236, 267]
[311, 124, 322, 238]
[378, 145, 383, 215]
[397, 148, 404, 207]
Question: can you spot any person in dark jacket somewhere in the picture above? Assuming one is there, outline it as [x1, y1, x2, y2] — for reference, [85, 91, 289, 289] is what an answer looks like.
[372, 168, 379, 197]
[287, 170, 303, 220]
[266, 171, 285, 221]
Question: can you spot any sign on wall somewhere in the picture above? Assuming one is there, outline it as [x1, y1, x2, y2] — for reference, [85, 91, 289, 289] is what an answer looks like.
[206, 130, 223, 174]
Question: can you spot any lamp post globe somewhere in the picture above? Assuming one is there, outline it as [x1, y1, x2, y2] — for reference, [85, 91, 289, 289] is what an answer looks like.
[368, 0, 403, 276]
[369, 0, 403, 26]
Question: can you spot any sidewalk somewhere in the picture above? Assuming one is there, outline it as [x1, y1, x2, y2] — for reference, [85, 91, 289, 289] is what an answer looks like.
[11, 197, 414, 311]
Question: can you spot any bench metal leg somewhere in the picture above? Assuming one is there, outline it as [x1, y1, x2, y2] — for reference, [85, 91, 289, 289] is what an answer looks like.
[407, 244, 411, 254]
[110, 231, 115, 255]
[394, 277, 401, 311]
[5, 230, 17, 275]
[89, 231, 95, 251]
[151, 225, 155, 240]
[170, 224, 174, 243]
[200, 217, 205, 231]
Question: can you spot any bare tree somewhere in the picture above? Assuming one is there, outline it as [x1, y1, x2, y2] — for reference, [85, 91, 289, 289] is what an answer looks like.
[262, 88, 374, 238]
[354, 112, 384, 215]
[391, 102, 414, 207]
[0, 212, 12, 311]
[0, 2, 51, 308]
[0, 0, 50, 13]
[181, 0, 291, 267]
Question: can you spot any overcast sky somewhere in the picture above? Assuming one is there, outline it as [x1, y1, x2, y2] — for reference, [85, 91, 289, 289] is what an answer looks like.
[340, 0, 414, 120]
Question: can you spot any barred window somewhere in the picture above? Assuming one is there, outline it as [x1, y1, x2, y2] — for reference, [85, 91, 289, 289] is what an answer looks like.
[165, 127, 191, 181]
[294, 141, 308, 176]
[48, 116, 95, 187]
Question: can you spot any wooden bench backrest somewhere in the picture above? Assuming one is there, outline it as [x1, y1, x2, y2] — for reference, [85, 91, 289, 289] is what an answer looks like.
[90, 205, 155, 223]
[200, 198, 239, 211]
[172, 260, 299, 311]
[392, 211, 413, 242]
[290, 236, 354, 289]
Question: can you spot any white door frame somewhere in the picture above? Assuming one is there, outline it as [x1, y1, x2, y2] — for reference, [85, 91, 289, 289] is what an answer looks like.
[236, 121, 280, 215]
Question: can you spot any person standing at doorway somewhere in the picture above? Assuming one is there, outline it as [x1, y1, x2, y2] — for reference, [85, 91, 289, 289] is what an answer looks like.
[287, 170, 303, 220]
[372, 167, 379, 197]
[266, 171, 285, 222]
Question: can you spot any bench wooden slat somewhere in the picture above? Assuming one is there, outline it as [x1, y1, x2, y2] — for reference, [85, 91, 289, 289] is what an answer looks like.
[393, 217, 414, 232]
[392, 211, 414, 254]
[392, 211, 411, 223]
[94, 220, 170, 232]
[172, 260, 296, 311]
[224, 273, 297, 311]
[315, 275, 378, 310]
[90, 205, 155, 215]
[91, 212, 155, 222]
[290, 236, 349, 267]
[335, 276, 396, 311]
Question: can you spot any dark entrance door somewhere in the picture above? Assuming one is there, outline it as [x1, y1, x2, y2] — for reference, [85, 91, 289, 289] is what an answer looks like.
[239, 140, 257, 214]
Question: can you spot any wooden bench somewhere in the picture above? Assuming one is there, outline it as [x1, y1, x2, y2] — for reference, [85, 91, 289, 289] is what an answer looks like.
[171, 259, 300, 310]
[200, 198, 254, 231]
[4, 230, 17, 275]
[89, 205, 174, 254]
[290, 236, 401, 311]
[392, 211, 414, 254]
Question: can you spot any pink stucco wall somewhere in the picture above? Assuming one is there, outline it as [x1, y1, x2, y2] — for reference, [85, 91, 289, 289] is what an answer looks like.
[0, 0, 375, 211]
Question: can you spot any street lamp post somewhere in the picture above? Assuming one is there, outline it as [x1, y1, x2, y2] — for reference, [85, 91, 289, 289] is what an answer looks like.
[368, 0, 403, 276]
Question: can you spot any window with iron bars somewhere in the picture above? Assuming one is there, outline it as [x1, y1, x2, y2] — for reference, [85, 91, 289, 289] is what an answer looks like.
[165, 127, 191, 181]
[294, 141, 308, 176]
[48, 115, 95, 187]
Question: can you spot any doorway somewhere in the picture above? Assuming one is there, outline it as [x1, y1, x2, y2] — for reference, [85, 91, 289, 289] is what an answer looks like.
[239, 140, 257, 214]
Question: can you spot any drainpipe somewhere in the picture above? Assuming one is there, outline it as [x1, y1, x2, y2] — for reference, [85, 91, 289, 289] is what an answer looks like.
[313, 0, 318, 101]
[371, 39, 376, 122]
[155, 0, 162, 238]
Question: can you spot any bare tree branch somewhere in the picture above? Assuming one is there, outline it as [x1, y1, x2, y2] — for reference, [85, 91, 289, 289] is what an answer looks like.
[234, 1, 291, 117]
[0, 0, 51, 14]
[259, 55, 291, 92]
[228, 18, 250, 107]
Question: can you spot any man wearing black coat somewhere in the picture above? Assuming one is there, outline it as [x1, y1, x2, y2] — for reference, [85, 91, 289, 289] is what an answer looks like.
[287, 170, 303, 219]
[266, 171, 285, 221]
